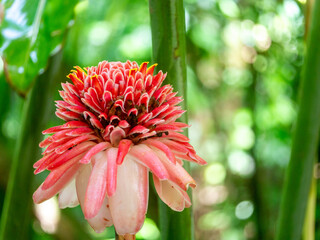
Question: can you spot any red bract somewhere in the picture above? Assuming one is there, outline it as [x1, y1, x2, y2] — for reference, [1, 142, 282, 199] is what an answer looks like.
[33, 61, 206, 235]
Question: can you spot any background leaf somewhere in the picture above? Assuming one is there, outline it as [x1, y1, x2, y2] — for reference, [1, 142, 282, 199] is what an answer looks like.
[0, 0, 313, 239]
[0, 50, 65, 240]
[275, 0, 320, 239]
[0, 0, 78, 96]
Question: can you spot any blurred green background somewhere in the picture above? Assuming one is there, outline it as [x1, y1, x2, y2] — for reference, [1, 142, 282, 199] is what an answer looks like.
[0, 0, 313, 239]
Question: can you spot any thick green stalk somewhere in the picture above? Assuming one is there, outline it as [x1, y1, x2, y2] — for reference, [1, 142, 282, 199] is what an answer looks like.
[0, 52, 63, 239]
[303, 175, 316, 240]
[149, 1, 192, 240]
[275, 1, 320, 239]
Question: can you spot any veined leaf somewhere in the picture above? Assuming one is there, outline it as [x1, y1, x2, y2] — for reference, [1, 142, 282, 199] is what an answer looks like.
[0, 0, 78, 96]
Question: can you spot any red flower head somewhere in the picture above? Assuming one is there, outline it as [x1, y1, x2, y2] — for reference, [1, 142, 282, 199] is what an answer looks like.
[33, 61, 206, 235]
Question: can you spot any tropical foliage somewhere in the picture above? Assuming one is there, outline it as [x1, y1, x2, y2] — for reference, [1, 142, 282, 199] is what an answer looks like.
[0, 0, 318, 240]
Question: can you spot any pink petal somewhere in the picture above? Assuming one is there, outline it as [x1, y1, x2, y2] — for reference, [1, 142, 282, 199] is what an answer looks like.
[172, 152, 201, 164]
[106, 148, 118, 197]
[103, 125, 114, 140]
[153, 85, 171, 100]
[42, 153, 84, 190]
[116, 139, 132, 164]
[110, 115, 120, 124]
[64, 121, 90, 129]
[138, 131, 157, 140]
[43, 136, 73, 155]
[143, 118, 165, 128]
[76, 165, 113, 232]
[128, 125, 149, 135]
[144, 139, 176, 164]
[84, 151, 108, 219]
[129, 144, 169, 180]
[151, 147, 196, 191]
[42, 125, 65, 134]
[118, 120, 130, 128]
[81, 142, 112, 164]
[114, 99, 126, 113]
[47, 142, 95, 170]
[164, 131, 189, 142]
[103, 91, 113, 108]
[39, 136, 53, 148]
[33, 163, 80, 204]
[58, 178, 79, 209]
[138, 62, 148, 74]
[34, 151, 59, 174]
[68, 73, 84, 90]
[56, 109, 81, 121]
[153, 124, 183, 132]
[151, 104, 169, 118]
[153, 175, 191, 212]
[137, 112, 152, 124]
[66, 127, 94, 137]
[109, 156, 149, 235]
[164, 110, 186, 124]
[55, 135, 98, 154]
[51, 129, 74, 142]
[194, 154, 207, 165]
[158, 139, 188, 154]
[172, 122, 190, 129]
[127, 108, 138, 116]
[110, 127, 126, 146]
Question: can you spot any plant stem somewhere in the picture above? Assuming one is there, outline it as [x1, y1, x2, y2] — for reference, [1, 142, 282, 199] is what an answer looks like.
[275, 1, 320, 239]
[115, 232, 136, 240]
[149, 0, 193, 240]
[0, 51, 63, 239]
[302, 173, 316, 240]
[246, 65, 265, 240]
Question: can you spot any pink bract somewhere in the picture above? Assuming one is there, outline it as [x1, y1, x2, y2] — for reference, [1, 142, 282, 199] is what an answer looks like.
[33, 60, 206, 235]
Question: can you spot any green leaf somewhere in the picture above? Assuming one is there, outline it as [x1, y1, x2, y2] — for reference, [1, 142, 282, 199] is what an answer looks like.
[149, 0, 193, 239]
[0, 51, 65, 240]
[275, 1, 320, 239]
[0, 0, 77, 96]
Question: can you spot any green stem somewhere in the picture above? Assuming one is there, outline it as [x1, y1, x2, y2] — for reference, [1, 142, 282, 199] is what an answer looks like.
[149, 0, 192, 239]
[115, 231, 136, 240]
[302, 173, 316, 240]
[0, 73, 10, 142]
[0, 51, 63, 239]
[275, 1, 320, 239]
[246, 65, 265, 240]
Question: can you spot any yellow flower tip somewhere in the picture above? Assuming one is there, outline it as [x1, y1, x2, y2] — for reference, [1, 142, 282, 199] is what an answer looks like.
[129, 68, 138, 76]
[138, 62, 149, 74]
[75, 66, 88, 76]
[91, 74, 99, 82]
[146, 63, 158, 75]
[67, 73, 84, 85]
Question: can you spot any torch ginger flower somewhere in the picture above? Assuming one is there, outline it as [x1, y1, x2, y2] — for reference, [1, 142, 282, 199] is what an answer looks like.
[33, 61, 206, 235]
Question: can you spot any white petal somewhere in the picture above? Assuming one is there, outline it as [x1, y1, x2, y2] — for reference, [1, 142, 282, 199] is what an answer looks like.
[151, 147, 196, 190]
[109, 156, 149, 235]
[58, 178, 79, 209]
[153, 175, 191, 212]
[76, 164, 113, 233]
